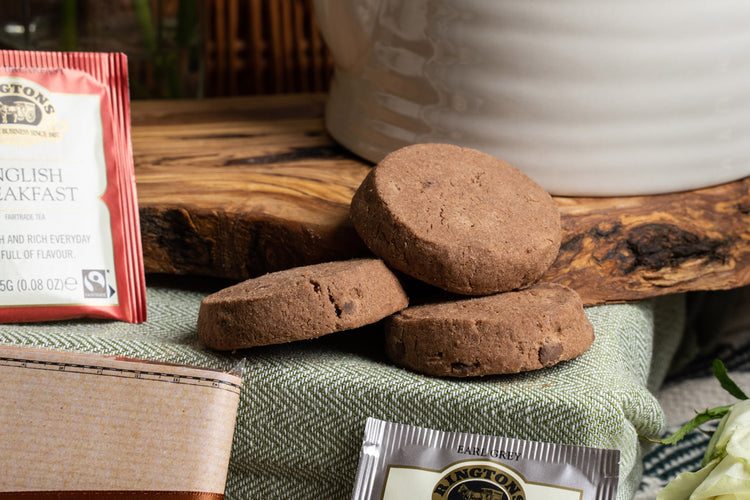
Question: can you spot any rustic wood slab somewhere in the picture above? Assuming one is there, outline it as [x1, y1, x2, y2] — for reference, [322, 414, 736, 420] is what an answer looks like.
[131, 94, 750, 305]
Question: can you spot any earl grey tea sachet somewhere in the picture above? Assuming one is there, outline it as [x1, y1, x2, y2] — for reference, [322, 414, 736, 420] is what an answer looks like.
[0, 50, 145, 323]
[352, 417, 620, 500]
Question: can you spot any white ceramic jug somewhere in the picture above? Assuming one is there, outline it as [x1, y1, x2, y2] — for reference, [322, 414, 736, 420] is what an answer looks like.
[314, 0, 750, 196]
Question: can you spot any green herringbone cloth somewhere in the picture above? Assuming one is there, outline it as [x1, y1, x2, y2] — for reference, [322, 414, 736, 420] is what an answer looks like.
[0, 279, 685, 500]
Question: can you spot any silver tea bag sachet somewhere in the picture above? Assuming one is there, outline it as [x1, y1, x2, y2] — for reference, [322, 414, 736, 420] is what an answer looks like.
[352, 417, 619, 500]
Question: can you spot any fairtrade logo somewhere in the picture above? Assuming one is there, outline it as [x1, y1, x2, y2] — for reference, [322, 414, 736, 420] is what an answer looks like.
[0, 78, 66, 145]
[82, 269, 108, 298]
[432, 463, 526, 500]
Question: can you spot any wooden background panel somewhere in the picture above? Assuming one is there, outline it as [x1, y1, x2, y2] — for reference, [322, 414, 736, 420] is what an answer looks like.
[131, 94, 750, 305]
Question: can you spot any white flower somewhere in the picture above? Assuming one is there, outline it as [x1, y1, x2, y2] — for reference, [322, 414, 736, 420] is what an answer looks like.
[658, 399, 750, 500]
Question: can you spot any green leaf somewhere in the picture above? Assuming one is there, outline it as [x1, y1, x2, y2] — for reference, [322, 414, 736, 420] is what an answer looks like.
[641, 358, 749, 446]
[643, 405, 733, 445]
[713, 359, 748, 400]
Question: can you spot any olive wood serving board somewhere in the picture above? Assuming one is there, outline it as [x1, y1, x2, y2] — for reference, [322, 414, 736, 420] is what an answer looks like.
[131, 94, 750, 306]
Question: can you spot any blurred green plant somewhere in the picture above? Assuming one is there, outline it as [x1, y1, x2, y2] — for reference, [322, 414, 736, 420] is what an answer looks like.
[0, 0, 204, 99]
[129, 0, 204, 98]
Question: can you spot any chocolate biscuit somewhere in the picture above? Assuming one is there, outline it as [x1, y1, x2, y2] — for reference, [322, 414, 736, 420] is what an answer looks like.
[198, 258, 409, 350]
[384, 283, 593, 377]
[349, 143, 561, 295]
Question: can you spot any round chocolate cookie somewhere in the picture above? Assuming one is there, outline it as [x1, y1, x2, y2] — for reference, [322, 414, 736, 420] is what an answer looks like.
[384, 283, 593, 377]
[198, 258, 409, 350]
[349, 143, 561, 295]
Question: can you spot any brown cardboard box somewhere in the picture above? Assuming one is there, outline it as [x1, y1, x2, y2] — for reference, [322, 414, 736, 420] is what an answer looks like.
[0, 346, 241, 498]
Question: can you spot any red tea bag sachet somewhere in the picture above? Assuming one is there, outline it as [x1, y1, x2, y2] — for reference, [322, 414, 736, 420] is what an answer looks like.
[0, 50, 146, 323]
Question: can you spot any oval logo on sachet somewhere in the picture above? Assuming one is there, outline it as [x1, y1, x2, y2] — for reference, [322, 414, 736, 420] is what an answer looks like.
[432, 463, 526, 500]
[0, 95, 41, 125]
[0, 77, 66, 145]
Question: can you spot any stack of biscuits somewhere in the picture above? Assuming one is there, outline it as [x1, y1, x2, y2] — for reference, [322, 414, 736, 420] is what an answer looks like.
[197, 143, 594, 377]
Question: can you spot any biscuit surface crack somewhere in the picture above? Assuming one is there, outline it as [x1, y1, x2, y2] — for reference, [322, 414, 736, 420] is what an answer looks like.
[309, 278, 344, 317]
[329, 289, 343, 317]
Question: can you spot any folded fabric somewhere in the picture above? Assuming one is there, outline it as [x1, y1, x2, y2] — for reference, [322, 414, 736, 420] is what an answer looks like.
[0, 278, 685, 500]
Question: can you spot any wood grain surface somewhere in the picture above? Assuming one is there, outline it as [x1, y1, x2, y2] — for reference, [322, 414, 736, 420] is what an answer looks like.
[132, 94, 750, 305]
